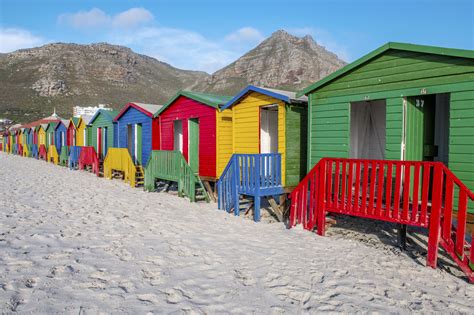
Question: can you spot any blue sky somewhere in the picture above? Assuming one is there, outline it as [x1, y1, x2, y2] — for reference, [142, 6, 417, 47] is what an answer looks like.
[0, 0, 472, 73]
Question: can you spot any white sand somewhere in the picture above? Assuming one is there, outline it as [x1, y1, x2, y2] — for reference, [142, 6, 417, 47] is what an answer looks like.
[0, 153, 473, 313]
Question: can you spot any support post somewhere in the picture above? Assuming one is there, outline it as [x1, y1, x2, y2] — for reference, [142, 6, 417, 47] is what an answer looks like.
[233, 157, 240, 216]
[427, 163, 443, 268]
[398, 224, 407, 251]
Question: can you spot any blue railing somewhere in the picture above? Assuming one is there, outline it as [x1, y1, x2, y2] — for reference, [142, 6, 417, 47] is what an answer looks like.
[12, 144, 19, 155]
[217, 153, 283, 221]
[217, 155, 237, 213]
[68, 146, 82, 169]
[30, 144, 38, 159]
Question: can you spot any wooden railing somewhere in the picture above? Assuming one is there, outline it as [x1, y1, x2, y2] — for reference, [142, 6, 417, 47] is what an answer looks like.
[217, 155, 237, 213]
[38, 144, 47, 161]
[144, 150, 209, 202]
[59, 146, 69, 166]
[47, 145, 59, 165]
[30, 144, 38, 159]
[68, 146, 82, 169]
[289, 158, 473, 283]
[104, 148, 137, 187]
[217, 153, 283, 221]
[22, 144, 30, 157]
[78, 146, 99, 176]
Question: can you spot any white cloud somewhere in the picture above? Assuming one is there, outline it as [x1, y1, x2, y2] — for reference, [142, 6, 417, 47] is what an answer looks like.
[58, 8, 110, 29]
[112, 8, 154, 28]
[58, 7, 153, 30]
[0, 28, 46, 53]
[225, 27, 264, 43]
[287, 27, 350, 61]
[112, 27, 240, 73]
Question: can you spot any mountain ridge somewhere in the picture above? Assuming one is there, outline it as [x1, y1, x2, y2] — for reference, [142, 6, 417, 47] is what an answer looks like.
[0, 30, 346, 123]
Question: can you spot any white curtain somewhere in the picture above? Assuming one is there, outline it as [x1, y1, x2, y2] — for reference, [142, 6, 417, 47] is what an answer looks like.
[350, 100, 386, 160]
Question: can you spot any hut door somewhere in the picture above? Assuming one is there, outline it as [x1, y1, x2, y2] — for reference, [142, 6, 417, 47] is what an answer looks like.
[405, 95, 436, 162]
[135, 124, 142, 165]
[174, 120, 183, 153]
[260, 106, 278, 153]
[188, 118, 199, 174]
[97, 128, 102, 158]
[127, 124, 133, 159]
[103, 127, 108, 158]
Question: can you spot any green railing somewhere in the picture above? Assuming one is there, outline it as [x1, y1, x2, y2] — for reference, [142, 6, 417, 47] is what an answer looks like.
[144, 150, 209, 202]
[59, 146, 69, 166]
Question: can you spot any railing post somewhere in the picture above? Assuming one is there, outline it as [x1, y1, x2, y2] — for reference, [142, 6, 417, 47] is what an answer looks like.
[254, 155, 261, 222]
[427, 163, 443, 268]
[233, 156, 240, 216]
[317, 159, 327, 236]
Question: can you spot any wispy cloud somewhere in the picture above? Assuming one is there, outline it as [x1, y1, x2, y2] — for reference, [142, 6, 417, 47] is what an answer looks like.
[287, 27, 350, 61]
[0, 28, 46, 53]
[225, 27, 264, 43]
[112, 27, 241, 73]
[58, 7, 154, 30]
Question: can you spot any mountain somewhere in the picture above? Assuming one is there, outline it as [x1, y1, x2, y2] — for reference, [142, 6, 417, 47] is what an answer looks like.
[0, 30, 346, 123]
[0, 43, 208, 122]
[199, 30, 346, 95]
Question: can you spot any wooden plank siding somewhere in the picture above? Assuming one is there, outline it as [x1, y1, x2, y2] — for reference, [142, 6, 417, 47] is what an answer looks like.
[231, 92, 287, 186]
[90, 112, 116, 159]
[285, 104, 307, 186]
[307, 48, 474, 212]
[76, 118, 86, 147]
[158, 96, 217, 178]
[116, 107, 153, 166]
[216, 109, 233, 177]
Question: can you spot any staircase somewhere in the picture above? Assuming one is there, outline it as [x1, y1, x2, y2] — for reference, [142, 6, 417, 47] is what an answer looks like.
[135, 165, 144, 187]
[68, 146, 82, 170]
[38, 144, 47, 161]
[144, 150, 209, 202]
[59, 146, 69, 166]
[78, 146, 100, 176]
[217, 153, 284, 222]
[103, 148, 143, 188]
[289, 157, 474, 283]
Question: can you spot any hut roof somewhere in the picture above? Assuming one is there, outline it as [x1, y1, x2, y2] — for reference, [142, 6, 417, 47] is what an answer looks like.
[154, 91, 232, 117]
[114, 102, 163, 121]
[89, 109, 120, 125]
[222, 85, 307, 110]
[297, 42, 474, 97]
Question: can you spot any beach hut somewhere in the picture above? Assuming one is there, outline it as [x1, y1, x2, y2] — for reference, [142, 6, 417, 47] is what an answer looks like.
[37, 124, 48, 160]
[216, 85, 308, 220]
[103, 103, 161, 188]
[78, 115, 93, 146]
[45, 122, 59, 164]
[288, 42, 474, 281]
[88, 109, 119, 161]
[145, 91, 232, 200]
[114, 103, 162, 165]
[54, 120, 68, 160]
[67, 117, 78, 146]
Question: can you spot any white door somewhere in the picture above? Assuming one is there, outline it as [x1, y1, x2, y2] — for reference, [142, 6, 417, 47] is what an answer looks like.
[260, 108, 278, 153]
[174, 120, 183, 153]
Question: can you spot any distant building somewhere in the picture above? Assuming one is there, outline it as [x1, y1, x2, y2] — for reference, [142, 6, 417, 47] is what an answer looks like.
[73, 104, 113, 117]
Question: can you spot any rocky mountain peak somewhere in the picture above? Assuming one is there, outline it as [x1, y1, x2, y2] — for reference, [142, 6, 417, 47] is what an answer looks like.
[1, 30, 346, 123]
[198, 29, 346, 94]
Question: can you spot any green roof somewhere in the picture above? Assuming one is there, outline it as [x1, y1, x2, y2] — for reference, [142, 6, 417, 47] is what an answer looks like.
[70, 117, 80, 128]
[297, 42, 474, 97]
[46, 122, 58, 132]
[154, 90, 232, 117]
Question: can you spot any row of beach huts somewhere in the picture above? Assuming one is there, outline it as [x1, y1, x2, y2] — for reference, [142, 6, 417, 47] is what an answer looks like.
[2, 42, 474, 282]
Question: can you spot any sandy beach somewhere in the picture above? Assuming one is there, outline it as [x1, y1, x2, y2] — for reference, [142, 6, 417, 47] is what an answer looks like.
[0, 153, 473, 313]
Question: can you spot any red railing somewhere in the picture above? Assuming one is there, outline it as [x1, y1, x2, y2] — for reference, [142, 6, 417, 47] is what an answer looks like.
[289, 158, 473, 283]
[78, 146, 100, 176]
[38, 144, 47, 161]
